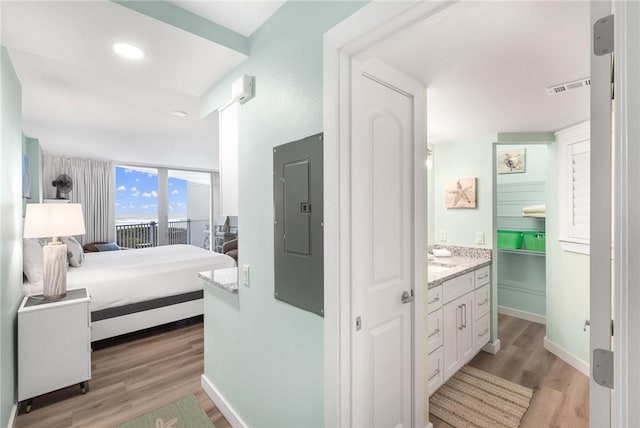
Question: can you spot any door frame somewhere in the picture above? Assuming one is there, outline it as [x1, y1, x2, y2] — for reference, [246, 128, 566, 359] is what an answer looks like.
[613, 1, 640, 426]
[324, 1, 640, 427]
[323, 2, 438, 426]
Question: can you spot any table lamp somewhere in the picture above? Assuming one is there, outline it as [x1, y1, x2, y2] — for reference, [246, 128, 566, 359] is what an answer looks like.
[23, 203, 86, 300]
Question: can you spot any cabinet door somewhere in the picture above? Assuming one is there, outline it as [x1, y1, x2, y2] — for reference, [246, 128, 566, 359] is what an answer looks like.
[474, 312, 491, 353]
[458, 292, 475, 364]
[427, 309, 443, 354]
[443, 299, 462, 381]
[474, 283, 490, 321]
[427, 285, 442, 314]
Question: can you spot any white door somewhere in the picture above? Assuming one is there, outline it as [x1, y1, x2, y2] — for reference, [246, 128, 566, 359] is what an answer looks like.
[351, 58, 419, 428]
[590, 2, 613, 426]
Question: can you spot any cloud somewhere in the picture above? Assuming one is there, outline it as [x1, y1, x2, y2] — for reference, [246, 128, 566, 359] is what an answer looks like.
[124, 168, 133, 173]
[171, 189, 179, 195]
[135, 178, 140, 182]
[117, 185, 126, 191]
[132, 191, 140, 197]
[131, 186, 137, 192]
[142, 191, 158, 198]
[177, 202, 185, 208]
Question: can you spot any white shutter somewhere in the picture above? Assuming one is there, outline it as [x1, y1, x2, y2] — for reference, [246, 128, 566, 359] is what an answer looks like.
[570, 140, 590, 240]
[556, 121, 590, 254]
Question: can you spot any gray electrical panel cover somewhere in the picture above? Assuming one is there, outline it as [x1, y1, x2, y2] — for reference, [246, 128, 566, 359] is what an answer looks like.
[273, 133, 323, 316]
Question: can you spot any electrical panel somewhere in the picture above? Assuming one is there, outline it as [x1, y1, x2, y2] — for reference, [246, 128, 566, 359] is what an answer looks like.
[273, 133, 324, 316]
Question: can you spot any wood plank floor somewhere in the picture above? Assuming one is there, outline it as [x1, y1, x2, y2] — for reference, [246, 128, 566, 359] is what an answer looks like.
[430, 314, 589, 428]
[16, 320, 231, 428]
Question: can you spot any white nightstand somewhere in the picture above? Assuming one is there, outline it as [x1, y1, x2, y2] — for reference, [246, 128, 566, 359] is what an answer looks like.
[18, 288, 91, 412]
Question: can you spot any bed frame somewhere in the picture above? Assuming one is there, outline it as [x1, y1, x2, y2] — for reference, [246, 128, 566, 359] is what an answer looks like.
[90, 291, 204, 342]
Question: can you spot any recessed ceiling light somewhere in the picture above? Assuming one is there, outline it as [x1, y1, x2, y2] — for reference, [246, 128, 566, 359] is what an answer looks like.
[172, 111, 188, 117]
[113, 43, 144, 60]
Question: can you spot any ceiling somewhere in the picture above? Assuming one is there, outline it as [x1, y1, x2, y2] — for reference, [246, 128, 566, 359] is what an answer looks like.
[368, 1, 590, 144]
[167, 1, 285, 37]
[1, 0, 280, 170]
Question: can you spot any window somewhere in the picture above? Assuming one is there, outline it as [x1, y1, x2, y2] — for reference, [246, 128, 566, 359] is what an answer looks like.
[557, 121, 590, 254]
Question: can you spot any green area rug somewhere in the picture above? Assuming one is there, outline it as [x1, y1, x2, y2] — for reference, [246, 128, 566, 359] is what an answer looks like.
[117, 394, 215, 428]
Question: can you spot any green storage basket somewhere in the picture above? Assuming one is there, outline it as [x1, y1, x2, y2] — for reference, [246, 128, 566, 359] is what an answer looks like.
[523, 231, 546, 252]
[497, 230, 524, 249]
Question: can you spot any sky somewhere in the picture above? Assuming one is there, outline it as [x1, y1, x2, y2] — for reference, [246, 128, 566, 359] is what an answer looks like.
[115, 166, 187, 221]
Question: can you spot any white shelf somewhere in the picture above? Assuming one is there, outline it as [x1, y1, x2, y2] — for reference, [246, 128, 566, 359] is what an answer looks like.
[497, 248, 546, 257]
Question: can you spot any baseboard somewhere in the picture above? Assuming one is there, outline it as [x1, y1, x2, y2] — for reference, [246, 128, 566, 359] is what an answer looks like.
[6, 403, 17, 428]
[482, 338, 501, 354]
[201, 374, 247, 428]
[543, 336, 590, 377]
[498, 306, 546, 325]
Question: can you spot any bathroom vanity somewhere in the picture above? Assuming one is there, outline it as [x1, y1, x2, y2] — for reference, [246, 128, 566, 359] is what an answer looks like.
[426, 249, 491, 396]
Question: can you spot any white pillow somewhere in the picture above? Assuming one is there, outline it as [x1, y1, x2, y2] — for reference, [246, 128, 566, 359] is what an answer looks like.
[61, 236, 84, 267]
[23, 238, 44, 283]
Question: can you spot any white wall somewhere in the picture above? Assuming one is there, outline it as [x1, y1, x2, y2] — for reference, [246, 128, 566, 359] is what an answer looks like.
[1, 46, 24, 428]
[432, 134, 496, 248]
[198, 2, 367, 426]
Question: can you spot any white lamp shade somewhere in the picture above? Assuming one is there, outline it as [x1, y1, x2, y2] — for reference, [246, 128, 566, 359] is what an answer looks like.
[23, 203, 86, 238]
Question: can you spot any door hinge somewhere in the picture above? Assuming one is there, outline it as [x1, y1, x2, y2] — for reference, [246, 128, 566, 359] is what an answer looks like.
[355, 316, 361, 331]
[593, 348, 614, 389]
[594, 14, 614, 56]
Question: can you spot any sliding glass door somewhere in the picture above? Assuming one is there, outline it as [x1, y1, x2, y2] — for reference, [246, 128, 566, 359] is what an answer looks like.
[115, 165, 212, 250]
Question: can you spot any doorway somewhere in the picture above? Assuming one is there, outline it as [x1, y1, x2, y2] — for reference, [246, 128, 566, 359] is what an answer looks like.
[323, 0, 633, 426]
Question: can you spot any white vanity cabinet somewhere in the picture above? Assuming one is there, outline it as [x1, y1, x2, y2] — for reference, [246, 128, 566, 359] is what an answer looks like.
[434, 265, 492, 386]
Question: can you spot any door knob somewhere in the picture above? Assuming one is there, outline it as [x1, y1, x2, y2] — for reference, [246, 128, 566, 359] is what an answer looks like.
[401, 290, 415, 304]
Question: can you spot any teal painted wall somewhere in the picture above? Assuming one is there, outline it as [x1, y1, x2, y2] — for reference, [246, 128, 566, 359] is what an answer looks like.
[545, 140, 590, 364]
[432, 135, 496, 248]
[200, 2, 366, 427]
[0, 46, 24, 427]
[496, 143, 549, 317]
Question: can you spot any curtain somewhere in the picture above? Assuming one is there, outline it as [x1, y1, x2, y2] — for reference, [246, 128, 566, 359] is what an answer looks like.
[43, 156, 115, 245]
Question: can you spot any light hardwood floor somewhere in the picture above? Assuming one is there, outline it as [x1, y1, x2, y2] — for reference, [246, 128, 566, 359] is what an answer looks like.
[430, 314, 590, 428]
[16, 320, 232, 428]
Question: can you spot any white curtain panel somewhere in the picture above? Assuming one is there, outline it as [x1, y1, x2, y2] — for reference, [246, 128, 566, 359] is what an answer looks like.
[43, 156, 115, 245]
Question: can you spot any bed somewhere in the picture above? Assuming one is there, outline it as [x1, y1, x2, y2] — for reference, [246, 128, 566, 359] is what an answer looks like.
[23, 244, 236, 341]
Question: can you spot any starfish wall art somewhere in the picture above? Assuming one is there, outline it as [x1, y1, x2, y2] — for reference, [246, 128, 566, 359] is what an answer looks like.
[445, 177, 477, 209]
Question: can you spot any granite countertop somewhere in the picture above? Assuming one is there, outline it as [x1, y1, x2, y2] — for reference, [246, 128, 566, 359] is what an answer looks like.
[428, 256, 491, 288]
[198, 267, 238, 295]
[427, 245, 492, 289]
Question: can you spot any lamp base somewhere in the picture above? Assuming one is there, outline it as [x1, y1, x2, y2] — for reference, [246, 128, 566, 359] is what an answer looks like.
[42, 243, 67, 300]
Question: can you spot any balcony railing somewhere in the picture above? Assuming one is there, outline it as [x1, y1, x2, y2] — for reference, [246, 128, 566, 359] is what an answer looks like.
[116, 219, 210, 249]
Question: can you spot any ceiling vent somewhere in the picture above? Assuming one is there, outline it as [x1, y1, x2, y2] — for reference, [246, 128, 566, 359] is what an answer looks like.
[546, 78, 591, 95]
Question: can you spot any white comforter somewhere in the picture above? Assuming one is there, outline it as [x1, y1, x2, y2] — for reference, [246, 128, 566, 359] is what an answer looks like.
[24, 245, 236, 311]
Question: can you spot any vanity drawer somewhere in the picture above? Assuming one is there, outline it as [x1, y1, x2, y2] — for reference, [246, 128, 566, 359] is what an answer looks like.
[427, 285, 443, 313]
[474, 284, 490, 320]
[475, 266, 490, 287]
[427, 308, 443, 354]
[427, 346, 444, 396]
[474, 313, 490, 352]
[442, 272, 473, 304]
